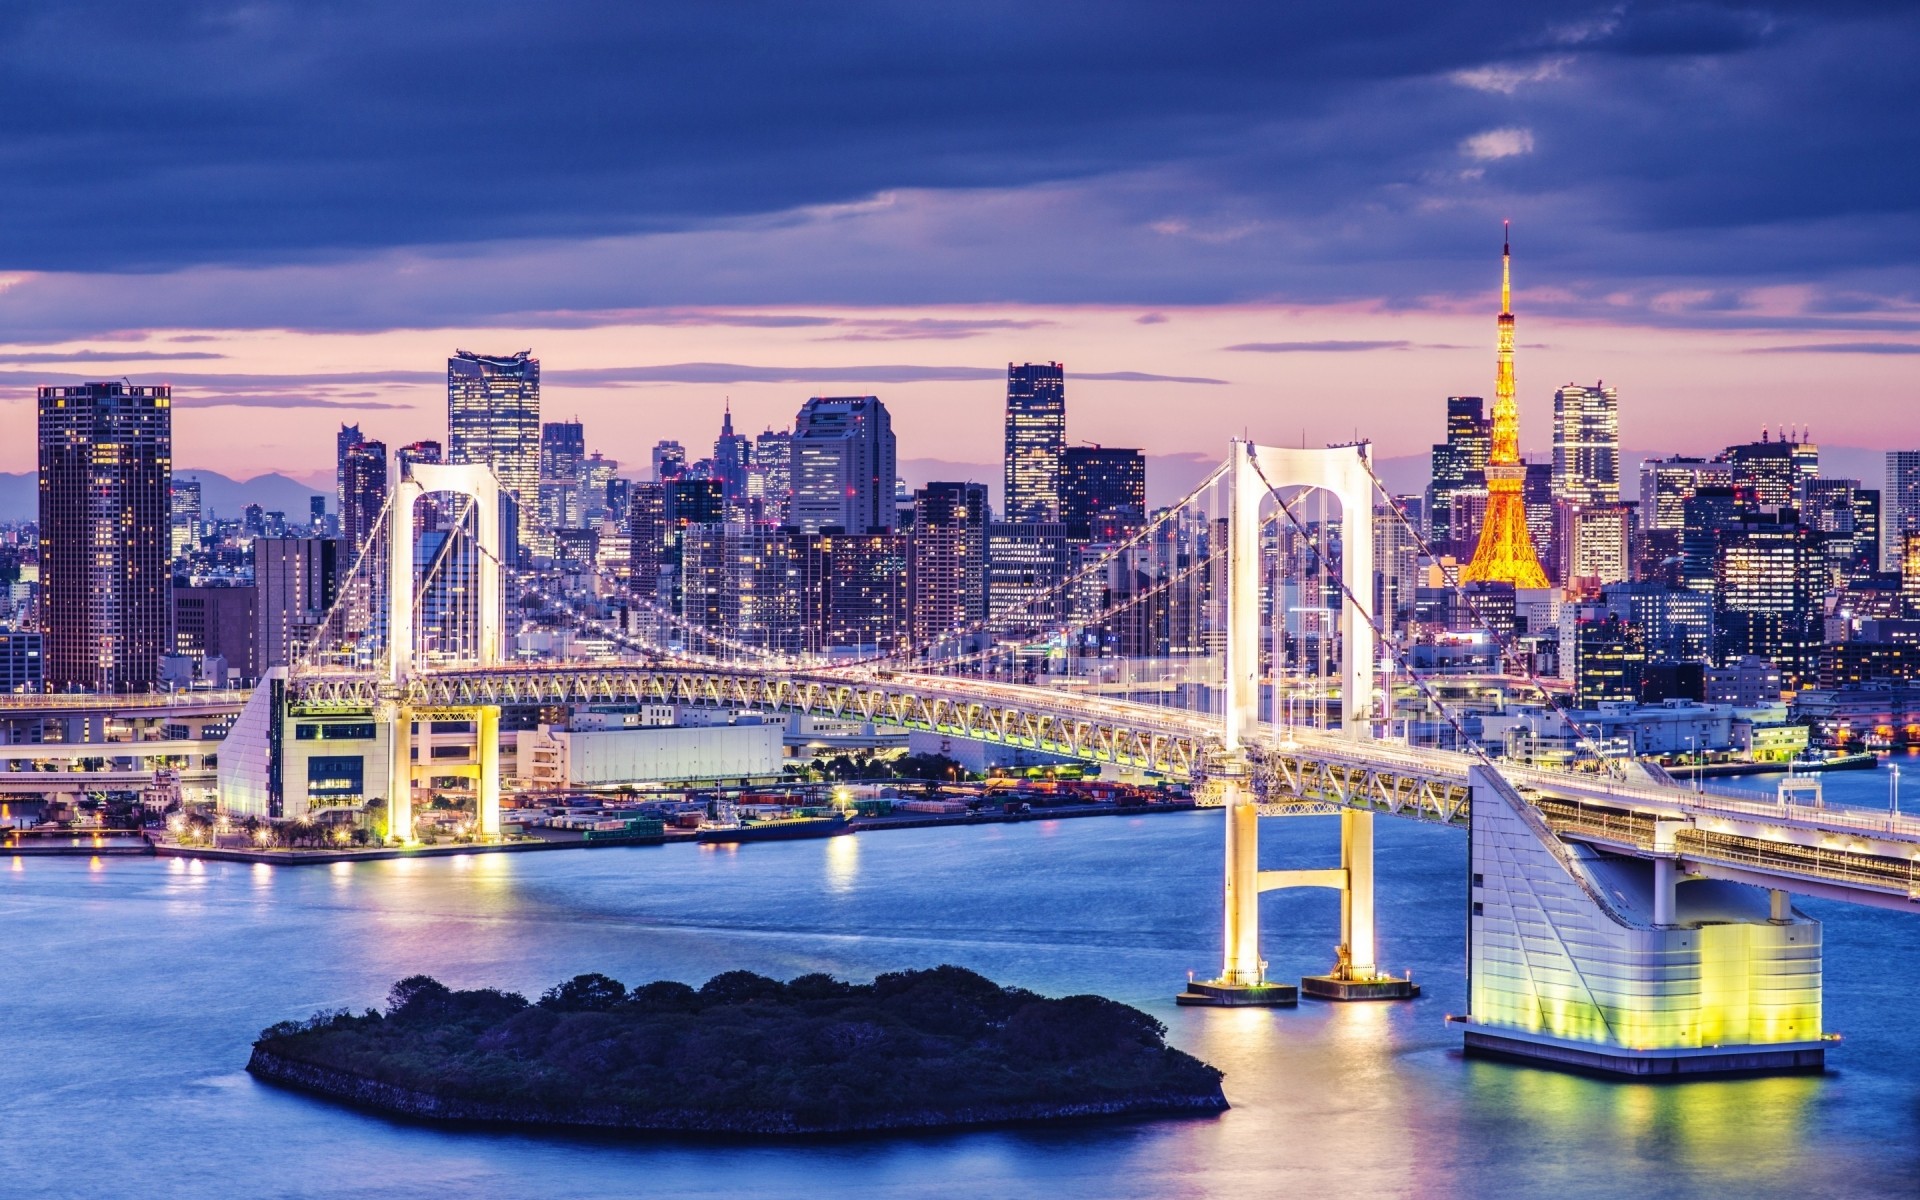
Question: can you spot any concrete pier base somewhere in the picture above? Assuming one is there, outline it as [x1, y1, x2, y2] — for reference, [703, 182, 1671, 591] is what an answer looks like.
[1176, 979, 1299, 1007]
[1463, 1028, 1826, 1079]
[1301, 974, 1421, 1001]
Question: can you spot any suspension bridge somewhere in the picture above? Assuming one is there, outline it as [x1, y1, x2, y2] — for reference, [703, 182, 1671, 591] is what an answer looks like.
[208, 443, 1920, 1078]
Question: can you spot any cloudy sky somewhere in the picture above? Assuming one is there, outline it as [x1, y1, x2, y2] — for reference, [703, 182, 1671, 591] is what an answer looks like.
[0, 1, 1914, 492]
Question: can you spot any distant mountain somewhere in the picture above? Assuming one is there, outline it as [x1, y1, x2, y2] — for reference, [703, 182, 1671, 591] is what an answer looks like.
[1372, 445, 1895, 500]
[0, 469, 327, 523]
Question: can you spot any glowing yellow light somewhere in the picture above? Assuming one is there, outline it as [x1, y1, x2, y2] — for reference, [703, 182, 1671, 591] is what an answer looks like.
[1462, 224, 1550, 589]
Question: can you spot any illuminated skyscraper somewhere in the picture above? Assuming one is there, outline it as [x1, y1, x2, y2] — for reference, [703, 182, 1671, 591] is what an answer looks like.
[791, 396, 896, 534]
[713, 401, 751, 507]
[447, 349, 540, 547]
[338, 437, 387, 564]
[910, 482, 988, 649]
[38, 382, 172, 692]
[1462, 225, 1550, 589]
[1552, 381, 1620, 505]
[1060, 446, 1146, 542]
[1639, 456, 1731, 532]
[1884, 451, 1920, 571]
[1427, 396, 1490, 550]
[754, 428, 792, 525]
[1003, 362, 1066, 523]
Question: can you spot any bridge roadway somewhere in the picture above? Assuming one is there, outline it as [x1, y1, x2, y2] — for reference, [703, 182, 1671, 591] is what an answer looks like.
[283, 660, 1920, 911]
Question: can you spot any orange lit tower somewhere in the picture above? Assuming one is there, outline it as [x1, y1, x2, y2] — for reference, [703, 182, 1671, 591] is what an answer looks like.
[1462, 223, 1550, 588]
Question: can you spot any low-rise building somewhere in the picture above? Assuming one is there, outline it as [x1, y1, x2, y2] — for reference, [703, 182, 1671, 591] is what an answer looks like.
[519, 720, 783, 788]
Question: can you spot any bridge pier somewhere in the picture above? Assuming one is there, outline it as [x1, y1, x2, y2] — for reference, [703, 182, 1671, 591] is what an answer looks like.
[385, 702, 413, 844]
[1462, 764, 1826, 1077]
[477, 705, 501, 838]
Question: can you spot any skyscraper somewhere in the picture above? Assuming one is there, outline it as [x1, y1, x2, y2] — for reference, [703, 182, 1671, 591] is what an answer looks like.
[1003, 362, 1066, 523]
[1639, 456, 1731, 531]
[538, 419, 586, 539]
[651, 440, 687, 482]
[910, 482, 989, 650]
[1552, 381, 1620, 505]
[335, 423, 364, 523]
[1885, 451, 1920, 571]
[713, 401, 751, 507]
[1720, 432, 1815, 508]
[38, 382, 172, 692]
[754, 428, 793, 525]
[447, 349, 540, 545]
[255, 537, 338, 669]
[1462, 225, 1550, 589]
[1427, 396, 1490, 550]
[338, 437, 387, 565]
[790, 396, 897, 534]
[1713, 511, 1824, 686]
[1060, 446, 1147, 542]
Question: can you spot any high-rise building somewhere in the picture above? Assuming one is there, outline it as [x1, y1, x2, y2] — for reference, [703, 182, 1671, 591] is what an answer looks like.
[628, 483, 667, 598]
[336, 423, 365, 523]
[1599, 580, 1714, 662]
[910, 482, 989, 650]
[1680, 485, 1742, 595]
[1462, 225, 1550, 589]
[38, 382, 172, 692]
[1552, 381, 1620, 505]
[754, 428, 792, 525]
[1060, 446, 1146, 542]
[581, 452, 619, 524]
[538, 420, 586, 540]
[790, 396, 896, 534]
[1713, 510, 1824, 686]
[987, 522, 1073, 637]
[651, 440, 687, 482]
[447, 349, 540, 546]
[171, 584, 259, 682]
[339, 437, 387, 565]
[1562, 606, 1645, 707]
[1559, 502, 1632, 587]
[789, 530, 911, 656]
[1720, 432, 1815, 509]
[714, 401, 751, 508]
[1639, 457, 1731, 532]
[1427, 396, 1490, 550]
[1884, 451, 1920, 572]
[1003, 363, 1067, 523]
[254, 538, 338, 669]
[1803, 478, 1880, 587]
[170, 478, 203, 560]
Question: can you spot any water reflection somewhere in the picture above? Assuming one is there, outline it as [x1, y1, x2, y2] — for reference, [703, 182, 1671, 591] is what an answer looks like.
[825, 834, 859, 894]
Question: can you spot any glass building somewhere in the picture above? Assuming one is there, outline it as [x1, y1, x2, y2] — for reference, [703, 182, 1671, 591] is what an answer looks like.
[1003, 362, 1066, 524]
[447, 349, 540, 548]
[790, 396, 896, 534]
[1551, 381, 1621, 505]
[38, 381, 172, 692]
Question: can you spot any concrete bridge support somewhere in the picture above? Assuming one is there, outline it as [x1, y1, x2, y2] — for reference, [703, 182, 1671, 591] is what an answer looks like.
[1463, 764, 1827, 1076]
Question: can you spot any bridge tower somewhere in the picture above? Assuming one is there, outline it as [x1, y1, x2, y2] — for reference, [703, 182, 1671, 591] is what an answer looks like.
[383, 462, 506, 844]
[1182, 438, 1415, 1005]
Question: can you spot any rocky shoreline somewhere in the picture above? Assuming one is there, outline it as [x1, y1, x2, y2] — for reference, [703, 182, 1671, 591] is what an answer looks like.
[247, 1047, 1228, 1135]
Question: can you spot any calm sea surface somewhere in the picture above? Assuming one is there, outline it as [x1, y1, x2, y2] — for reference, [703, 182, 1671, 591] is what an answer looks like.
[5, 764, 1920, 1199]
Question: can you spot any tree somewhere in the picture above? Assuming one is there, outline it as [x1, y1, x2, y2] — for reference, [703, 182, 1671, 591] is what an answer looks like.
[539, 973, 628, 1012]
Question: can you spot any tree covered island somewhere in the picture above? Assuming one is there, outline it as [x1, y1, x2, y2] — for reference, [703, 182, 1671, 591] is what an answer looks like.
[247, 966, 1227, 1135]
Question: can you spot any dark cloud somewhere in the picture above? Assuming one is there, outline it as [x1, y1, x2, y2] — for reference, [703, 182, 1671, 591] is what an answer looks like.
[1227, 340, 1414, 352]
[1744, 341, 1920, 354]
[0, 1, 1909, 330]
[171, 395, 415, 410]
[0, 350, 225, 363]
[546, 363, 1219, 386]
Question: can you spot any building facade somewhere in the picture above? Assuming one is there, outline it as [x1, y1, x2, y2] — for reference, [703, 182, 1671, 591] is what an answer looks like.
[447, 349, 540, 549]
[1552, 381, 1621, 505]
[790, 396, 896, 534]
[1003, 362, 1067, 524]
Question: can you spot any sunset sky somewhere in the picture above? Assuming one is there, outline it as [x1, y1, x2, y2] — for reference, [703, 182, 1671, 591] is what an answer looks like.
[1, 2, 1914, 495]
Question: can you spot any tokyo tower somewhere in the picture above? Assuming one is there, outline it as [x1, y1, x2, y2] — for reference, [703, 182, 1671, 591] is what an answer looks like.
[1461, 222, 1550, 588]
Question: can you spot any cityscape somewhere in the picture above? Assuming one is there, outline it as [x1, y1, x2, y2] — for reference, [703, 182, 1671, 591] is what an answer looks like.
[5, 4, 1920, 1199]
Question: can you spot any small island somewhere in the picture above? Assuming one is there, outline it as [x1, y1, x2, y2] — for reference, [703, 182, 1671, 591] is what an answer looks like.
[247, 966, 1227, 1135]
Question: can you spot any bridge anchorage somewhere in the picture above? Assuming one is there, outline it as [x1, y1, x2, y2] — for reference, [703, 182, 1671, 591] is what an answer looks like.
[211, 436, 1920, 1077]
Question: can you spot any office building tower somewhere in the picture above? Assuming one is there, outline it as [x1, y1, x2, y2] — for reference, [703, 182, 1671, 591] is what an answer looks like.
[1719, 432, 1815, 508]
[1803, 478, 1880, 587]
[1523, 462, 1557, 577]
[910, 482, 989, 650]
[790, 396, 897, 534]
[1551, 382, 1621, 505]
[679, 523, 804, 654]
[1374, 503, 1421, 636]
[254, 537, 339, 669]
[628, 483, 667, 599]
[1599, 580, 1714, 662]
[170, 584, 259, 682]
[792, 530, 911, 656]
[987, 522, 1073, 637]
[0, 629, 43, 693]
[1003, 363, 1067, 523]
[754, 428, 793, 525]
[665, 479, 725, 530]
[308, 494, 326, 534]
[1462, 225, 1550, 589]
[1885, 452, 1920, 572]
[170, 478, 203, 560]
[1427, 396, 1490, 550]
[652, 440, 687, 482]
[1713, 511, 1824, 686]
[1639, 457, 1732, 532]
[581, 452, 619, 523]
[538, 420, 586, 540]
[714, 401, 751, 507]
[1060, 446, 1147, 542]
[447, 349, 540, 545]
[38, 382, 172, 692]
[338, 437, 387, 565]
[336, 423, 365, 522]
[1680, 486, 1742, 595]
[1559, 502, 1632, 588]
[1562, 606, 1645, 707]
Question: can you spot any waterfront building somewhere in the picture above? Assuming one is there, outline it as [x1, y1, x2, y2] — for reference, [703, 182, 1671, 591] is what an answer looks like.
[790, 396, 897, 534]
[1552, 382, 1621, 505]
[1426, 396, 1489, 551]
[910, 482, 989, 650]
[255, 537, 339, 669]
[679, 523, 804, 654]
[1003, 363, 1067, 524]
[1561, 606, 1645, 707]
[796, 529, 911, 655]
[1060, 446, 1146, 542]
[1461, 226, 1550, 589]
[38, 381, 172, 692]
[1598, 580, 1714, 662]
[447, 349, 540, 549]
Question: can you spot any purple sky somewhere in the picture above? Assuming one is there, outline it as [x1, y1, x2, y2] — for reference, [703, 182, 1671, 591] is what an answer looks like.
[1, 3, 1914, 486]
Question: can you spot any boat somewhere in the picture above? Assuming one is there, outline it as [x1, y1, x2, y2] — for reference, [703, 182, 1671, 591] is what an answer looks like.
[696, 814, 851, 844]
[1788, 750, 1879, 773]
